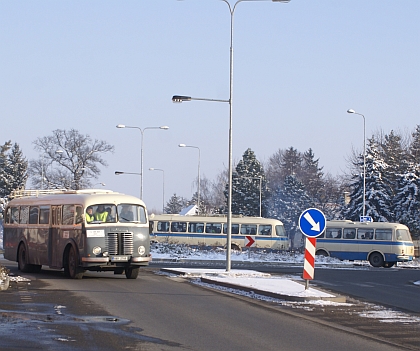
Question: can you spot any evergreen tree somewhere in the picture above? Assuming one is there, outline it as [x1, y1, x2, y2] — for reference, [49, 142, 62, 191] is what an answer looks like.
[345, 137, 393, 221]
[410, 125, 420, 164]
[164, 193, 188, 214]
[0, 141, 12, 198]
[301, 148, 324, 203]
[267, 175, 313, 248]
[3, 143, 28, 197]
[281, 147, 303, 179]
[393, 164, 420, 239]
[381, 130, 408, 197]
[228, 148, 268, 217]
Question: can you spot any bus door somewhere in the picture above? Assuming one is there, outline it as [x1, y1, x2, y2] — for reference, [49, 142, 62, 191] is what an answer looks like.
[36, 205, 51, 266]
[50, 205, 62, 268]
[356, 228, 375, 259]
[324, 227, 344, 258]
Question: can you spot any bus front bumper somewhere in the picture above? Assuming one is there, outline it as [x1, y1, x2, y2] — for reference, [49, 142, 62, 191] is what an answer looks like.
[82, 256, 152, 263]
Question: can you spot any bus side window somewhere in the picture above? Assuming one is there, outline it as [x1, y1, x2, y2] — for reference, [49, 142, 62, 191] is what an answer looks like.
[75, 206, 83, 224]
[258, 225, 272, 235]
[223, 223, 239, 234]
[344, 229, 356, 239]
[62, 205, 75, 225]
[29, 206, 39, 224]
[157, 221, 169, 232]
[39, 206, 50, 224]
[172, 221, 187, 233]
[11, 207, 19, 224]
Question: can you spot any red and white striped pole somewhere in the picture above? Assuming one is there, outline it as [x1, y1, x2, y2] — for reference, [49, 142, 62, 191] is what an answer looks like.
[302, 236, 317, 289]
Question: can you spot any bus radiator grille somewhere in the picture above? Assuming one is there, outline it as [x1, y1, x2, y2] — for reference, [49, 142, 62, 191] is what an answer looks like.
[106, 232, 134, 255]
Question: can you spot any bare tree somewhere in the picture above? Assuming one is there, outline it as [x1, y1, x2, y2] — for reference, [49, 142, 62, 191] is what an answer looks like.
[30, 129, 114, 190]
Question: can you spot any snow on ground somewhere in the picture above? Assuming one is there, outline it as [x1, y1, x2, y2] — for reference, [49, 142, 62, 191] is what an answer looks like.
[150, 242, 420, 269]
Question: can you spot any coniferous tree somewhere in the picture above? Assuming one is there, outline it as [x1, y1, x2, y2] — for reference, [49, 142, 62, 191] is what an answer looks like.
[268, 175, 313, 248]
[393, 163, 420, 239]
[228, 148, 268, 217]
[3, 143, 28, 197]
[345, 137, 393, 221]
[409, 125, 420, 164]
[164, 193, 188, 214]
[381, 130, 408, 197]
[0, 141, 12, 198]
[301, 148, 324, 203]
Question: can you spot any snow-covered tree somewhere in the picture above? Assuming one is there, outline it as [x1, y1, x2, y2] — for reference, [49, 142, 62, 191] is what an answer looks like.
[301, 148, 324, 203]
[344, 137, 393, 222]
[393, 164, 420, 239]
[2, 143, 28, 197]
[0, 142, 27, 199]
[30, 129, 114, 190]
[164, 193, 188, 214]
[381, 130, 408, 197]
[268, 175, 313, 248]
[409, 125, 420, 164]
[228, 148, 268, 217]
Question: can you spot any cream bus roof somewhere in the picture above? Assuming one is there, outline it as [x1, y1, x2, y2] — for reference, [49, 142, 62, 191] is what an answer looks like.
[8, 189, 145, 208]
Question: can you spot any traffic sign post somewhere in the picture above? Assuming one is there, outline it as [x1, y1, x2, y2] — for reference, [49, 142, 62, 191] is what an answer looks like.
[245, 236, 256, 259]
[299, 208, 326, 289]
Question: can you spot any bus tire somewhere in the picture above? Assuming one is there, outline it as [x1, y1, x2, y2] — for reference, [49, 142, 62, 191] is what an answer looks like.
[368, 252, 384, 268]
[18, 243, 31, 273]
[66, 246, 84, 279]
[383, 261, 395, 268]
[315, 250, 329, 257]
[125, 267, 139, 279]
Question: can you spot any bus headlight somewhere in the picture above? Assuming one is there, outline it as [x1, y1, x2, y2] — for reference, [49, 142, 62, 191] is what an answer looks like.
[92, 246, 102, 255]
[138, 246, 146, 255]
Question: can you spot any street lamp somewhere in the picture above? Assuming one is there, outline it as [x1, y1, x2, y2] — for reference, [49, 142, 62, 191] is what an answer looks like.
[173, 0, 290, 271]
[116, 124, 169, 199]
[347, 109, 366, 218]
[149, 168, 165, 213]
[179, 144, 201, 214]
[93, 182, 106, 187]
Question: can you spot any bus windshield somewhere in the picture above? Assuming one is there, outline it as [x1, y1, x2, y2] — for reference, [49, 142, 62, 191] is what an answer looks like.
[85, 204, 147, 224]
[86, 204, 117, 224]
[396, 229, 411, 241]
[117, 204, 147, 224]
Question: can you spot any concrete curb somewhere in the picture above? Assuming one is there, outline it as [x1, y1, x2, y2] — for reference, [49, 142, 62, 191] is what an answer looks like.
[160, 268, 347, 303]
[200, 276, 347, 303]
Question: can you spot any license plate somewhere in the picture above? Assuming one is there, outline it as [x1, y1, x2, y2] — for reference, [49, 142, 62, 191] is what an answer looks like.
[111, 256, 128, 261]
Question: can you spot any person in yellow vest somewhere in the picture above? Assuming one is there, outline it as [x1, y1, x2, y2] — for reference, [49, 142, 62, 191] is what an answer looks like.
[94, 205, 108, 222]
[86, 206, 95, 223]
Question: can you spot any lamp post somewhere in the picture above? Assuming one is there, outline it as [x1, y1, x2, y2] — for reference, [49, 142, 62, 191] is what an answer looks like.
[149, 168, 165, 213]
[116, 124, 169, 199]
[347, 109, 366, 218]
[179, 144, 201, 214]
[172, 0, 290, 271]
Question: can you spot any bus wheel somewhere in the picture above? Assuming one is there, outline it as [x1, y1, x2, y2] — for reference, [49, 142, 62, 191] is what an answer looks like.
[369, 252, 384, 268]
[232, 244, 242, 252]
[383, 262, 395, 268]
[18, 243, 31, 273]
[315, 250, 328, 257]
[67, 246, 84, 279]
[125, 267, 139, 279]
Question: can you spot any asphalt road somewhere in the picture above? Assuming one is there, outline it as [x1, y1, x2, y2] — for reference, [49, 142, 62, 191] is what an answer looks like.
[1, 258, 419, 351]
[248, 264, 420, 313]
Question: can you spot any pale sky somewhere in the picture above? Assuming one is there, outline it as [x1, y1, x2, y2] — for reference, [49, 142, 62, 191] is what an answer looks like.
[1, 1, 419, 212]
